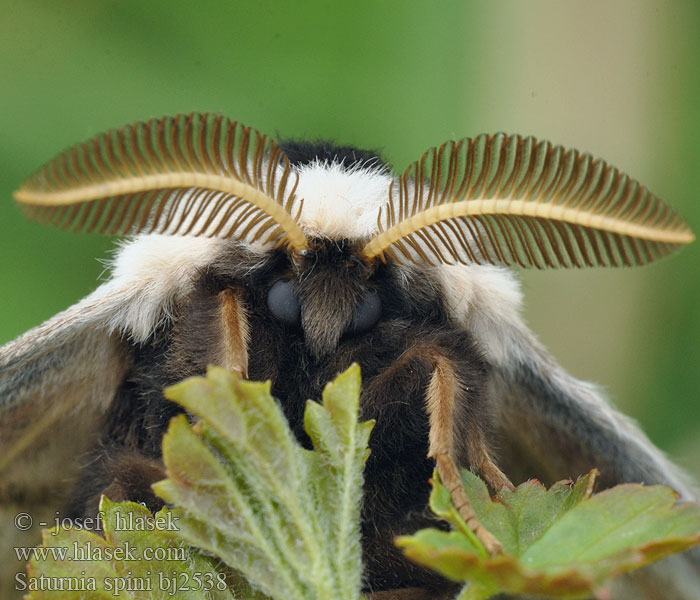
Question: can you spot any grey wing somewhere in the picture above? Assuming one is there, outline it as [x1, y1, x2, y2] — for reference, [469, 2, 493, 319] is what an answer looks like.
[489, 323, 697, 497]
[443, 265, 699, 599]
[0, 284, 130, 599]
[490, 325, 700, 599]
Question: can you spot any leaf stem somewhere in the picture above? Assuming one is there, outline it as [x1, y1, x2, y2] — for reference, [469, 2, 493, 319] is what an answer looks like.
[450, 505, 489, 559]
[456, 579, 500, 600]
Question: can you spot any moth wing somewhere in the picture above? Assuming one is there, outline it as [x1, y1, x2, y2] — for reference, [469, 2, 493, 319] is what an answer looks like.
[488, 324, 696, 495]
[439, 264, 700, 597]
[0, 283, 129, 598]
[488, 318, 700, 598]
[0, 284, 131, 492]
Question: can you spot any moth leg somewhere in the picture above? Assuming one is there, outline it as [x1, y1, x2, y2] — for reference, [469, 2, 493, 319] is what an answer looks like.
[98, 451, 166, 511]
[425, 351, 505, 555]
[70, 448, 166, 521]
[465, 424, 514, 492]
[219, 288, 250, 377]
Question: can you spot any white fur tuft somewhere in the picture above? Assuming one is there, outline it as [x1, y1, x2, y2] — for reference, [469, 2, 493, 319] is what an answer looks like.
[107, 235, 227, 342]
[294, 161, 392, 239]
[438, 264, 525, 366]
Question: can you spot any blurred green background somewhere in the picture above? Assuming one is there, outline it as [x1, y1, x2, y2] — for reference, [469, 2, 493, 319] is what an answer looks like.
[1, 1, 698, 476]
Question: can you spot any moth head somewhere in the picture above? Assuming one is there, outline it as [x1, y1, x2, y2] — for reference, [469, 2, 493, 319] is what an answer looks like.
[263, 236, 386, 358]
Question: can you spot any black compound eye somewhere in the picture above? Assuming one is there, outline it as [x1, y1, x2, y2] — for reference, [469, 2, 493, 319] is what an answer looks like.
[267, 280, 301, 327]
[347, 290, 382, 336]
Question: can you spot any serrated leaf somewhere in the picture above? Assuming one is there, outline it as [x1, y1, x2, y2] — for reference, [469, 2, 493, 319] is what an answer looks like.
[155, 364, 371, 600]
[459, 470, 598, 557]
[521, 484, 700, 571]
[26, 496, 233, 600]
[397, 469, 700, 599]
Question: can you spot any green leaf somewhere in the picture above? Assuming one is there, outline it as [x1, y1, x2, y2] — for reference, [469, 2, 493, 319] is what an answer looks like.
[459, 470, 597, 557]
[26, 496, 233, 600]
[397, 470, 700, 599]
[154, 364, 371, 600]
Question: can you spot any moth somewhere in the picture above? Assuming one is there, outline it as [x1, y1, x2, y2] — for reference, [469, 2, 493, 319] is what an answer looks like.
[1, 113, 698, 598]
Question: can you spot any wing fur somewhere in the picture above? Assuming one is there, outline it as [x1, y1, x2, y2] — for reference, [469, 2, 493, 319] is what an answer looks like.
[0, 233, 237, 598]
[0, 286, 135, 487]
[0, 285, 133, 599]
